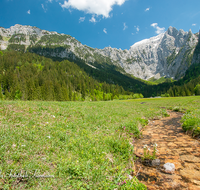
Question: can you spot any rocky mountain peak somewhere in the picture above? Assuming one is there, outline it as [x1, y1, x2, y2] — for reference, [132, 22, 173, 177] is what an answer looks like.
[167, 26, 179, 37]
[0, 25, 199, 80]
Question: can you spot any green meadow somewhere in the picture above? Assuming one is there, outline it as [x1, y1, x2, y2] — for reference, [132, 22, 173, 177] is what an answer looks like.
[0, 96, 200, 189]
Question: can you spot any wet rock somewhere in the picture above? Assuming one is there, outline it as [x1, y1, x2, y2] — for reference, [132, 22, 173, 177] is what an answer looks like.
[162, 163, 175, 174]
[188, 184, 200, 190]
[165, 159, 183, 170]
[184, 163, 199, 170]
[180, 155, 200, 163]
[192, 180, 200, 186]
[180, 168, 200, 181]
[195, 163, 200, 168]
[133, 111, 200, 189]
[142, 159, 152, 166]
[151, 159, 160, 167]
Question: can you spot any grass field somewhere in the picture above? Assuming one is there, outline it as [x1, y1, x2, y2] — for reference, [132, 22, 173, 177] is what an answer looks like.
[0, 96, 200, 189]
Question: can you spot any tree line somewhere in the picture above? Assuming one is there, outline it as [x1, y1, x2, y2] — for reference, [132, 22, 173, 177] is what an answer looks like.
[0, 50, 143, 101]
[0, 46, 200, 101]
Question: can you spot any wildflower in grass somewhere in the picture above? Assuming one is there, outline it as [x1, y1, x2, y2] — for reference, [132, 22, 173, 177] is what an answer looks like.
[128, 174, 133, 180]
[47, 136, 51, 138]
[147, 148, 151, 158]
[143, 144, 158, 159]
[152, 143, 158, 159]
[52, 115, 55, 118]
[118, 180, 127, 186]
[143, 144, 148, 148]
[143, 145, 148, 158]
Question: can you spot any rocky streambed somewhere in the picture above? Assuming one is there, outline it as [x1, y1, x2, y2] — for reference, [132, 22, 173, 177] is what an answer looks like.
[134, 111, 200, 190]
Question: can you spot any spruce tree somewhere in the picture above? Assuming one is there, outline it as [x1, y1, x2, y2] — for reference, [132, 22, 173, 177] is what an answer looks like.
[73, 92, 76, 101]
[0, 86, 3, 100]
[81, 83, 86, 100]
[69, 85, 72, 101]
[194, 84, 200, 95]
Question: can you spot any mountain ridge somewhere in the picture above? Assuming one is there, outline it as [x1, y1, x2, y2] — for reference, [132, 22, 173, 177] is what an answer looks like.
[0, 24, 199, 80]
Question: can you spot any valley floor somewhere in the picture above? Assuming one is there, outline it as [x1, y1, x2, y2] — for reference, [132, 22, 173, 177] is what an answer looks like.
[0, 96, 200, 189]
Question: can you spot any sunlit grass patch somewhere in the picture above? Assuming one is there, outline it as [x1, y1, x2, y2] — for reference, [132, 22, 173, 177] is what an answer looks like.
[0, 96, 200, 189]
[181, 112, 200, 137]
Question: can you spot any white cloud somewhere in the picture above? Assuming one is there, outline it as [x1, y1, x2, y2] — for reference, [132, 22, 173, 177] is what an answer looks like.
[59, 0, 127, 18]
[151, 23, 165, 34]
[41, 4, 47, 12]
[135, 26, 139, 32]
[27, 10, 30, 14]
[79, 17, 85, 23]
[151, 23, 157, 27]
[41, 4, 45, 10]
[89, 15, 96, 23]
[123, 22, 128, 30]
[192, 23, 196, 26]
[103, 28, 107, 34]
[48, 0, 53, 2]
[132, 26, 139, 35]
[145, 7, 150, 12]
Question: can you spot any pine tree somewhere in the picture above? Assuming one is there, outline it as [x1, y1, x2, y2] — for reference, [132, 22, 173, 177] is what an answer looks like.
[73, 92, 76, 101]
[103, 92, 105, 101]
[194, 84, 200, 95]
[69, 85, 72, 101]
[184, 84, 191, 96]
[35, 86, 42, 100]
[5, 89, 10, 100]
[168, 87, 174, 97]
[81, 83, 86, 100]
[62, 84, 69, 101]
[0, 86, 3, 100]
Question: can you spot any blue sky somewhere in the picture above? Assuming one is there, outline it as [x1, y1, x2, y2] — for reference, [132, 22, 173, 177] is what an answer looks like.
[0, 0, 200, 50]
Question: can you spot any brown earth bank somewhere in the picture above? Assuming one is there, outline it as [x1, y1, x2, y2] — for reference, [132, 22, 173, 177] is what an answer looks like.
[134, 110, 200, 190]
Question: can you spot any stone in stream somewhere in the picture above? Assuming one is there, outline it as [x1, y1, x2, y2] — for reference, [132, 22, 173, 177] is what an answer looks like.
[151, 159, 161, 166]
[141, 159, 161, 167]
[162, 163, 175, 174]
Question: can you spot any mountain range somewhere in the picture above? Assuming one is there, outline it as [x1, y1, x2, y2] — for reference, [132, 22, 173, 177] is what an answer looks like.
[0, 24, 199, 81]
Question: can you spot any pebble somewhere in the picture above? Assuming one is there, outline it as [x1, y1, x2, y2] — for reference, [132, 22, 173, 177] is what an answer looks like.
[163, 163, 175, 174]
[151, 159, 160, 166]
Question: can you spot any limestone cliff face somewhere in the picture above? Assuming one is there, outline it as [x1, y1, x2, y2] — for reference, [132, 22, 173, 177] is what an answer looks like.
[97, 27, 198, 80]
[191, 31, 200, 65]
[0, 24, 199, 80]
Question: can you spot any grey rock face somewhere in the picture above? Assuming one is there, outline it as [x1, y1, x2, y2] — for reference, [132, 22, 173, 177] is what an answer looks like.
[0, 24, 199, 80]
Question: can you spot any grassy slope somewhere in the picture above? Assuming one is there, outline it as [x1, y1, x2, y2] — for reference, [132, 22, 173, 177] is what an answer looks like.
[0, 96, 200, 189]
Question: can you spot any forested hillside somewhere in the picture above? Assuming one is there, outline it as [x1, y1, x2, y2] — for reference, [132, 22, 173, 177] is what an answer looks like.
[0, 50, 144, 101]
[0, 37, 200, 101]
